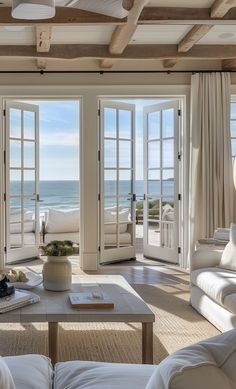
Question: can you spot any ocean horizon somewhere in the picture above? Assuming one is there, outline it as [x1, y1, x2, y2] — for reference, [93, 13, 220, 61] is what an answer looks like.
[10, 179, 174, 211]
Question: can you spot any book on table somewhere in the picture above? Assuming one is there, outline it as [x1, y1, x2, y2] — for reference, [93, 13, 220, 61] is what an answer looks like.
[0, 290, 40, 313]
[69, 291, 114, 309]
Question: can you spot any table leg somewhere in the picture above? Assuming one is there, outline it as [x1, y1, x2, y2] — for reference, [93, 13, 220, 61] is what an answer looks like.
[142, 322, 153, 364]
[48, 322, 59, 365]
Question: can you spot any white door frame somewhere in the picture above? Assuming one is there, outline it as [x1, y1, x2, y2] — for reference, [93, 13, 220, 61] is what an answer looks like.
[5, 100, 40, 262]
[99, 100, 136, 263]
[143, 100, 180, 263]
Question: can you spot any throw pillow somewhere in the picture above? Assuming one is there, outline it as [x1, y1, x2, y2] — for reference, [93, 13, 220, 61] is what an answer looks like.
[0, 357, 15, 389]
[219, 223, 236, 271]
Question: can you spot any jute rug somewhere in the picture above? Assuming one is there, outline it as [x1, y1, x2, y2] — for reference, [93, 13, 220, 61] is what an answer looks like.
[0, 283, 219, 364]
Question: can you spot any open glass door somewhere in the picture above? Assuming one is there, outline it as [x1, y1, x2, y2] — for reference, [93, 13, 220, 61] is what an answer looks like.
[143, 100, 180, 263]
[99, 100, 136, 264]
[5, 101, 40, 263]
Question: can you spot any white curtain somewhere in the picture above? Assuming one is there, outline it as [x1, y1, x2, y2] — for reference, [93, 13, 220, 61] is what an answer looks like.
[190, 72, 235, 254]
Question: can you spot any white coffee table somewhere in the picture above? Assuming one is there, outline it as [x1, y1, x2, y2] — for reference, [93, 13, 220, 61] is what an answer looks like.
[1, 275, 155, 364]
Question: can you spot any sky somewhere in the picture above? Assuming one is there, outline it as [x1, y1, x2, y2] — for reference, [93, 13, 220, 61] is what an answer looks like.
[10, 98, 174, 181]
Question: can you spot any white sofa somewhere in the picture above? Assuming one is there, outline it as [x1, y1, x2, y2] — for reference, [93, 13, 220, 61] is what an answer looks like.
[42, 207, 132, 247]
[2, 329, 236, 389]
[190, 247, 236, 332]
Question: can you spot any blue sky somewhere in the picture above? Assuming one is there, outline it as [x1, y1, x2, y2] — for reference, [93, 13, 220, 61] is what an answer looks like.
[27, 100, 80, 181]
[19, 98, 173, 181]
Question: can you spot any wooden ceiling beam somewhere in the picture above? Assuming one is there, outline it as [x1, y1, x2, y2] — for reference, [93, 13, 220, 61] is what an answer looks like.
[163, 59, 178, 68]
[99, 59, 115, 68]
[1, 6, 236, 25]
[2, 44, 236, 60]
[109, 0, 148, 55]
[211, 0, 236, 18]
[222, 58, 236, 69]
[36, 25, 52, 53]
[178, 25, 213, 53]
[36, 58, 47, 69]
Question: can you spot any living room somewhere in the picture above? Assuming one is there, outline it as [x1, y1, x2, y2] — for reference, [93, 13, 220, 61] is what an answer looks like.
[1, 0, 236, 388]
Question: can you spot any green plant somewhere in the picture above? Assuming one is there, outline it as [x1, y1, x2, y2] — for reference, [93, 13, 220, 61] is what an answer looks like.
[41, 240, 75, 257]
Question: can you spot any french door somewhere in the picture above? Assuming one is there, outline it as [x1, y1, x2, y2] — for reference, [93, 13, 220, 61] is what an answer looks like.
[5, 101, 40, 263]
[99, 100, 136, 264]
[143, 100, 180, 263]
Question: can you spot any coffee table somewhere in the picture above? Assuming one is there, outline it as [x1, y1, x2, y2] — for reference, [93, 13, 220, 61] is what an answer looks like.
[1, 275, 155, 364]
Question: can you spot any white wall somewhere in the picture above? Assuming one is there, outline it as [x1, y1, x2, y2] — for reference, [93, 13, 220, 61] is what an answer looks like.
[0, 74, 191, 270]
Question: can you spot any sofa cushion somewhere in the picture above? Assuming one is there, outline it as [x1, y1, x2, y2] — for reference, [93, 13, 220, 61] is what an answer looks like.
[3, 354, 53, 389]
[0, 357, 15, 389]
[146, 329, 236, 389]
[104, 232, 131, 245]
[191, 267, 236, 312]
[45, 208, 80, 234]
[219, 223, 236, 271]
[104, 208, 130, 234]
[54, 360, 155, 389]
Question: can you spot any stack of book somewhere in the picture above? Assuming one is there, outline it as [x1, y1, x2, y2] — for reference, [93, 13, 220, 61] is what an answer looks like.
[0, 290, 40, 313]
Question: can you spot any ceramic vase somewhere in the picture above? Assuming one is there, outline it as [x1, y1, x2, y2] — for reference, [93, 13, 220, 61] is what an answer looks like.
[43, 256, 72, 291]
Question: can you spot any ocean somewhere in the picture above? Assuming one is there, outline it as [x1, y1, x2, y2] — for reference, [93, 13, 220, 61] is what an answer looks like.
[10, 180, 174, 211]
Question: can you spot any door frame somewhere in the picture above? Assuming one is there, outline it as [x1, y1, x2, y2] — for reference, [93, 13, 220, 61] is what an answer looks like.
[5, 100, 40, 262]
[143, 100, 180, 263]
[99, 99, 136, 264]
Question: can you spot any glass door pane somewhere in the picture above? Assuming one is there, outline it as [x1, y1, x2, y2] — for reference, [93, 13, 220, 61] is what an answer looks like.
[143, 100, 179, 263]
[100, 101, 136, 264]
[5, 101, 39, 263]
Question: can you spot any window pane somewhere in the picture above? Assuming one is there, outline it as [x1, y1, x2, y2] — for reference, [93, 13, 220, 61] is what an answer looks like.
[119, 140, 131, 168]
[104, 140, 116, 168]
[10, 140, 21, 168]
[104, 170, 116, 196]
[148, 141, 160, 168]
[163, 139, 174, 168]
[232, 139, 236, 156]
[119, 110, 131, 139]
[24, 111, 35, 140]
[24, 170, 35, 196]
[148, 170, 160, 194]
[162, 108, 174, 138]
[10, 108, 21, 138]
[24, 141, 35, 168]
[231, 121, 236, 138]
[148, 111, 160, 140]
[104, 108, 116, 138]
[231, 102, 236, 119]
[119, 170, 131, 195]
[10, 170, 21, 196]
[162, 170, 174, 197]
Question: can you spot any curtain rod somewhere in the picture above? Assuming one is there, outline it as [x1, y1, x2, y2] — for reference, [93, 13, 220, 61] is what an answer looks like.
[0, 70, 234, 75]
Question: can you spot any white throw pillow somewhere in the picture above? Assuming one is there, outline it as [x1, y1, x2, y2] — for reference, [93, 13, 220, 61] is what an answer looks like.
[45, 208, 80, 233]
[145, 329, 236, 389]
[219, 223, 236, 271]
[0, 357, 15, 389]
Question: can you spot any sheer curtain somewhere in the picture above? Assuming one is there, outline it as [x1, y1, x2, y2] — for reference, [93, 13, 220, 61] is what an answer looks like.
[189, 72, 235, 255]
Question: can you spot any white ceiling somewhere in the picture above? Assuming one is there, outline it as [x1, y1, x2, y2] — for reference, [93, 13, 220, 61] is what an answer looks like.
[132, 25, 191, 44]
[198, 25, 236, 45]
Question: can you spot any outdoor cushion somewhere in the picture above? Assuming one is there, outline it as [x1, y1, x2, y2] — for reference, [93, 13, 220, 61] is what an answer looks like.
[44, 232, 80, 244]
[104, 224, 127, 234]
[104, 232, 131, 245]
[45, 208, 80, 233]
[0, 357, 15, 389]
[10, 220, 35, 234]
[220, 223, 236, 271]
[146, 329, 236, 389]
[4, 354, 53, 389]
[54, 360, 155, 389]
[191, 267, 236, 311]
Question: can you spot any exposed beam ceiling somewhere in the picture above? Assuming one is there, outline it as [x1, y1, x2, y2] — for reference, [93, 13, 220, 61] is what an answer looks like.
[211, 0, 236, 18]
[100, 59, 115, 68]
[36, 25, 52, 69]
[163, 59, 178, 68]
[109, 0, 148, 55]
[222, 58, 236, 69]
[3, 44, 236, 60]
[178, 25, 213, 53]
[1, 6, 236, 25]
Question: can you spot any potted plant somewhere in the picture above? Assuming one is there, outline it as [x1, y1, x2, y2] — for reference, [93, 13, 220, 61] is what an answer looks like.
[41, 240, 75, 291]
